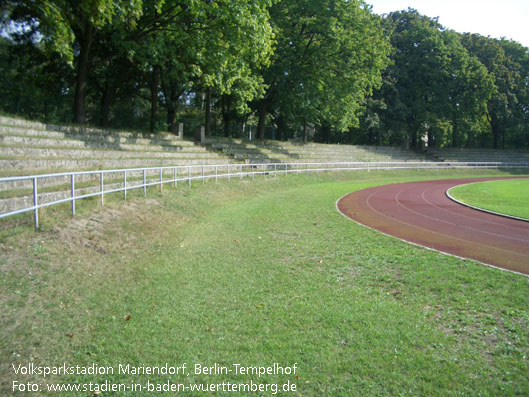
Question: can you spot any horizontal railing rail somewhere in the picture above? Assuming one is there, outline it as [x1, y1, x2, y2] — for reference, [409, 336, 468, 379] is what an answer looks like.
[1, 161, 528, 229]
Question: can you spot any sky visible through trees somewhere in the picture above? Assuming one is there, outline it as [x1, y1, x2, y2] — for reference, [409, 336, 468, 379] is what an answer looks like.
[368, 0, 529, 48]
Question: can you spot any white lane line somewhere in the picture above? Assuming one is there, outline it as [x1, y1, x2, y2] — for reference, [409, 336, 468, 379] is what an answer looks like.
[419, 181, 529, 231]
[365, 188, 529, 260]
[335, 192, 529, 278]
[394, 186, 529, 244]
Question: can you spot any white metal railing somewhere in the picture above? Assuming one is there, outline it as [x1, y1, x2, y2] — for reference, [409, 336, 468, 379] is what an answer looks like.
[0, 161, 528, 229]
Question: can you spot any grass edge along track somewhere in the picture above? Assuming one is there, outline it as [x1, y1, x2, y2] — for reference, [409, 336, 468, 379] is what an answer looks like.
[449, 178, 529, 220]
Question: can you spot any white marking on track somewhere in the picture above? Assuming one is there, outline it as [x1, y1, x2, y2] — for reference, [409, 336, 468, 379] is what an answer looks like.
[365, 187, 529, 260]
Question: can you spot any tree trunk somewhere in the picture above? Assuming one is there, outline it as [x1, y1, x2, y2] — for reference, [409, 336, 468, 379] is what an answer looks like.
[222, 95, 232, 137]
[166, 106, 177, 133]
[99, 82, 114, 127]
[452, 117, 458, 147]
[276, 115, 287, 141]
[43, 100, 48, 124]
[367, 128, 375, 145]
[489, 114, 500, 149]
[257, 100, 267, 140]
[160, 71, 182, 134]
[150, 65, 160, 133]
[73, 23, 94, 125]
[321, 123, 330, 143]
[303, 121, 307, 142]
[410, 128, 418, 148]
[205, 87, 212, 137]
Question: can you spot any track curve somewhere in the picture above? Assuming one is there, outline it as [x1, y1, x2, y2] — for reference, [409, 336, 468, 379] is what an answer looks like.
[337, 178, 529, 275]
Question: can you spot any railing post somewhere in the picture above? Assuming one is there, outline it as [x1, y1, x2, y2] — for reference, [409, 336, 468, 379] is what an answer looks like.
[100, 172, 104, 207]
[285, 164, 288, 176]
[160, 168, 163, 192]
[274, 163, 277, 175]
[33, 177, 38, 230]
[215, 165, 218, 183]
[202, 165, 205, 184]
[240, 164, 243, 179]
[143, 169, 147, 197]
[188, 167, 191, 188]
[124, 170, 127, 200]
[71, 174, 75, 215]
[251, 165, 254, 180]
[174, 167, 177, 187]
[228, 164, 230, 182]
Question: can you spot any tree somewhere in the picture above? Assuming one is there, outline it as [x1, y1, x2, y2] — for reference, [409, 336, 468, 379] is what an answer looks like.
[443, 31, 494, 147]
[499, 40, 529, 148]
[377, 10, 493, 148]
[127, 0, 274, 133]
[253, 0, 391, 140]
[460, 34, 529, 148]
[0, 35, 73, 123]
[4, 0, 144, 124]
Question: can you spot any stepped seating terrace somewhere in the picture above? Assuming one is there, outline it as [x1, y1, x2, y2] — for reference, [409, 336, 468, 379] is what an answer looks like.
[426, 148, 529, 163]
[5, 116, 527, 219]
[204, 138, 429, 164]
[0, 116, 235, 215]
[0, 117, 231, 178]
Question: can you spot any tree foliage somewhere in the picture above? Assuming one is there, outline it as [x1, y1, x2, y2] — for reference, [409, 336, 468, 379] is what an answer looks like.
[0, 3, 528, 148]
[370, 10, 494, 148]
[253, 0, 391, 140]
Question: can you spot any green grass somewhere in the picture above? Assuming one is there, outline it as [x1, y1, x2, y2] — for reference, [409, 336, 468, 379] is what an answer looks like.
[1, 169, 528, 395]
[450, 178, 529, 220]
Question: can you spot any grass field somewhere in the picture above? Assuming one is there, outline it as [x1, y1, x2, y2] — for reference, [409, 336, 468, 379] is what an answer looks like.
[449, 178, 529, 220]
[1, 169, 529, 395]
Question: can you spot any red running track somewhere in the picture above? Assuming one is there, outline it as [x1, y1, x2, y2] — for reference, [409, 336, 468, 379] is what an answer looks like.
[337, 178, 529, 276]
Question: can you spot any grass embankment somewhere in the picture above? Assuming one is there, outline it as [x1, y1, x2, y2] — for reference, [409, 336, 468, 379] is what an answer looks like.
[1, 169, 528, 395]
[450, 178, 529, 220]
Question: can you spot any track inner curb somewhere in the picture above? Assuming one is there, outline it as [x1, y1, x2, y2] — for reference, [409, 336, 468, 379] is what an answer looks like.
[446, 182, 529, 223]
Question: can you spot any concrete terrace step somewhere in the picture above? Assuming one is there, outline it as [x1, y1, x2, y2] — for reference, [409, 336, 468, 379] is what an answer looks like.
[0, 157, 232, 174]
[0, 116, 238, 178]
[0, 134, 203, 152]
[232, 153, 425, 161]
[209, 141, 414, 153]
[428, 149, 529, 156]
[0, 146, 228, 161]
[236, 154, 427, 163]
[204, 138, 428, 162]
[227, 148, 422, 157]
[216, 146, 412, 155]
[0, 117, 185, 143]
[0, 126, 193, 147]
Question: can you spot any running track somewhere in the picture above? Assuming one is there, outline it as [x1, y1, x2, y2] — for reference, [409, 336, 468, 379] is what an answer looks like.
[337, 178, 529, 276]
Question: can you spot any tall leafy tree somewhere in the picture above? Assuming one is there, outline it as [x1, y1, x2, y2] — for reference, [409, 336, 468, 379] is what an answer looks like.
[499, 39, 529, 148]
[122, 0, 274, 133]
[253, 0, 391, 140]
[462, 34, 529, 148]
[379, 10, 493, 148]
[443, 30, 494, 147]
[5, 0, 144, 124]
